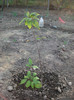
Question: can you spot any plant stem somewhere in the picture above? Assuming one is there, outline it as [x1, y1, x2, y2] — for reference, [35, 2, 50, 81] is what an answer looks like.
[32, 29, 41, 68]
[32, 30, 43, 83]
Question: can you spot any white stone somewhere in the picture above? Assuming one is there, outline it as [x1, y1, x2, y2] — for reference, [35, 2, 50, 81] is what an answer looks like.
[44, 95, 47, 99]
[68, 82, 72, 86]
[7, 86, 13, 92]
[57, 87, 62, 93]
[51, 98, 55, 100]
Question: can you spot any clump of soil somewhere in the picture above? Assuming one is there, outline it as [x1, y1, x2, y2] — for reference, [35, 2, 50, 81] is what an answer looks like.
[11, 71, 63, 100]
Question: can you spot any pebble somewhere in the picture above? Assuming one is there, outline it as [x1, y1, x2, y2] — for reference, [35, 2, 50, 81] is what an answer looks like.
[51, 98, 55, 100]
[68, 82, 72, 86]
[62, 84, 66, 88]
[44, 95, 47, 99]
[7, 86, 13, 92]
[62, 45, 65, 48]
[57, 87, 62, 93]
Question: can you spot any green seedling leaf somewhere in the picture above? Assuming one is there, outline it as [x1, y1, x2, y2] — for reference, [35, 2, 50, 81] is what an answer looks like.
[31, 82, 34, 88]
[27, 21, 32, 29]
[32, 66, 38, 69]
[25, 80, 31, 88]
[30, 76, 33, 80]
[24, 76, 29, 79]
[25, 21, 28, 26]
[27, 71, 31, 77]
[33, 77, 39, 83]
[34, 77, 39, 80]
[13, 39, 17, 42]
[64, 41, 67, 45]
[35, 82, 42, 88]
[36, 37, 41, 40]
[32, 20, 39, 29]
[30, 12, 39, 17]
[33, 72, 37, 76]
[20, 79, 27, 85]
[29, 58, 33, 65]
[26, 64, 31, 67]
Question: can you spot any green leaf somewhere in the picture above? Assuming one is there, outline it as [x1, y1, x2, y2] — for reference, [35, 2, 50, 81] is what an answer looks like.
[26, 64, 31, 67]
[35, 82, 42, 88]
[25, 21, 28, 26]
[32, 66, 38, 69]
[33, 77, 39, 83]
[24, 76, 29, 79]
[31, 82, 34, 88]
[13, 39, 17, 42]
[25, 80, 31, 88]
[31, 76, 33, 80]
[30, 12, 39, 18]
[20, 79, 27, 85]
[34, 77, 39, 80]
[33, 72, 37, 76]
[64, 41, 67, 45]
[36, 37, 41, 40]
[32, 20, 39, 29]
[29, 58, 33, 65]
[27, 71, 31, 77]
[26, 11, 30, 17]
[27, 21, 32, 29]
[19, 18, 25, 25]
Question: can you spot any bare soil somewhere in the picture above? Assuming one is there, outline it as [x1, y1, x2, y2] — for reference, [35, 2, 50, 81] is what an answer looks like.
[0, 7, 74, 100]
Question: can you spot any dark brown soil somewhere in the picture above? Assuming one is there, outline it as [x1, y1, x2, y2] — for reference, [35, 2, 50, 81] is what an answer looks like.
[12, 71, 60, 100]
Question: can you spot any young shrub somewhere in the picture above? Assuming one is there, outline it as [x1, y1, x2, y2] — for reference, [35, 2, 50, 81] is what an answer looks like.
[19, 11, 40, 29]
[20, 58, 42, 89]
[19, 11, 41, 67]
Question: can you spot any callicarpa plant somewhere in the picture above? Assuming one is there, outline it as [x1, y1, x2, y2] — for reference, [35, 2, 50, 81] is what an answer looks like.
[19, 11, 41, 67]
[19, 12, 42, 88]
[19, 11, 40, 29]
[20, 58, 42, 88]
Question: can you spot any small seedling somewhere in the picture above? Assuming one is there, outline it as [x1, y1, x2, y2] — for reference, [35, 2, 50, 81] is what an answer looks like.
[13, 39, 17, 42]
[19, 11, 41, 68]
[64, 41, 67, 45]
[20, 58, 42, 88]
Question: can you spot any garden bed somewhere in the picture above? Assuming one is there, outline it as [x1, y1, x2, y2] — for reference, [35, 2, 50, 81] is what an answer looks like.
[0, 8, 74, 100]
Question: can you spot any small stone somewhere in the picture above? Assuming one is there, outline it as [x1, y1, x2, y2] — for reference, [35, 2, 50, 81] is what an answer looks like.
[44, 95, 47, 99]
[62, 84, 66, 88]
[51, 98, 55, 100]
[39, 92, 42, 96]
[62, 45, 65, 48]
[64, 55, 68, 59]
[57, 87, 62, 93]
[68, 82, 72, 86]
[7, 86, 13, 92]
